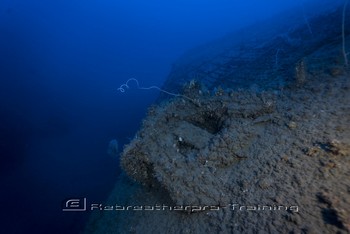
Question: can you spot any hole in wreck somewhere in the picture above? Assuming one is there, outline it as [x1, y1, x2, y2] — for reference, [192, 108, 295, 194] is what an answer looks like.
[188, 108, 227, 134]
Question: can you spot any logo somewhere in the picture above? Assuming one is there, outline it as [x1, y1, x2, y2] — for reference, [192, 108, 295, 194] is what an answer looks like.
[62, 198, 87, 211]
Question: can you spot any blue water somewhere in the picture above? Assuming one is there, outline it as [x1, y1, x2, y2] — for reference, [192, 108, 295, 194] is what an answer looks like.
[0, 0, 315, 233]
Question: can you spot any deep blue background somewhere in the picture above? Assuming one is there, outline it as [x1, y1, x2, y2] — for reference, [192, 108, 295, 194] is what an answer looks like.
[0, 0, 311, 233]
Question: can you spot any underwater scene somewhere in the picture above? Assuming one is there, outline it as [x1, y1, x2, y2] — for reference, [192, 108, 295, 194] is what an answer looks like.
[0, 0, 349, 233]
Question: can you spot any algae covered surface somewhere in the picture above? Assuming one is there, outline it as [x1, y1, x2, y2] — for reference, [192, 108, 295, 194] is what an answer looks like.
[85, 71, 350, 233]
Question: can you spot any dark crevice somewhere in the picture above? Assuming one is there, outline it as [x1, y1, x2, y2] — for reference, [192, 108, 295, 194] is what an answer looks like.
[188, 108, 228, 134]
